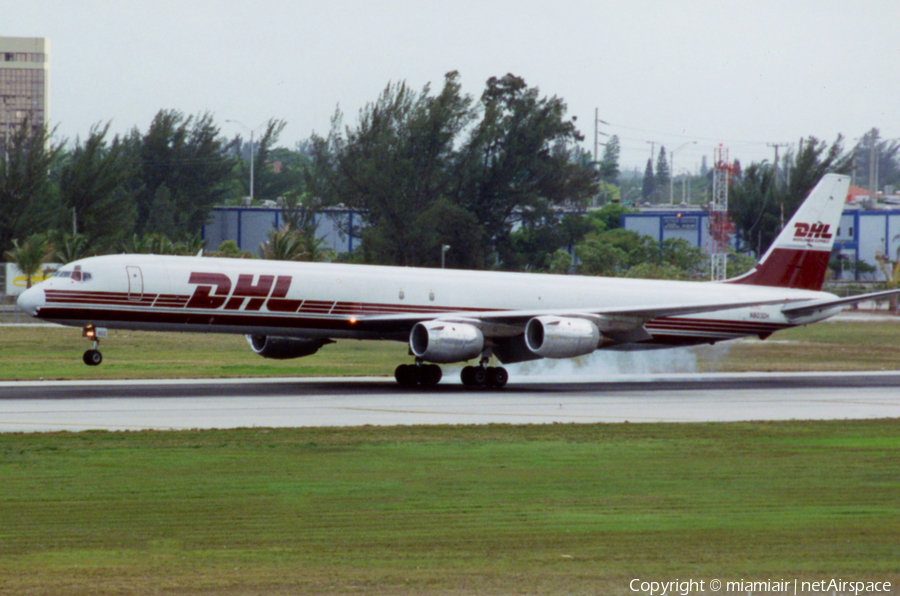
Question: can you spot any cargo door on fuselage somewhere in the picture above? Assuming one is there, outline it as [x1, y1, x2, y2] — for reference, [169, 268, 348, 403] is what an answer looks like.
[126, 266, 144, 301]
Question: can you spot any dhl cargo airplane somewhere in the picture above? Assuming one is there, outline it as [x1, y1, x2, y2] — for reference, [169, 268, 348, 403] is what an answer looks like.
[16, 174, 899, 388]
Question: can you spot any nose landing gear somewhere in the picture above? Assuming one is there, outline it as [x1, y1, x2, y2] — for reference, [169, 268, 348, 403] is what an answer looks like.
[82, 325, 107, 366]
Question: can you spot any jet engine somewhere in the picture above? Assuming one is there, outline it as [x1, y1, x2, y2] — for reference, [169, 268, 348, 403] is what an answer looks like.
[524, 316, 600, 359]
[246, 335, 333, 359]
[410, 321, 484, 363]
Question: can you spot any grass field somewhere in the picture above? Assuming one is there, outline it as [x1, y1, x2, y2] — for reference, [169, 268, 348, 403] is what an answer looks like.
[0, 325, 406, 380]
[2, 318, 900, 380]
[1, 422, 898, 595]
[2, 320, 899, 595]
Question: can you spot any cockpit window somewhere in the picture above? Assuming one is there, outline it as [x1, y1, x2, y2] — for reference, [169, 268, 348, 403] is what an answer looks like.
[53, 270, 92, 282]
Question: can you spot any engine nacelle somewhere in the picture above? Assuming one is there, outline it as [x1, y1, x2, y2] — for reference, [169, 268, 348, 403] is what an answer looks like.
[246, 335, 332, 359]
[410, 321, 484, 364]
[524, 316, 600, 359]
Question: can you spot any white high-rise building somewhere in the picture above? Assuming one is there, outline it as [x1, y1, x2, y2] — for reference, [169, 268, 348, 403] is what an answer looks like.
[0, 36, 50, 141]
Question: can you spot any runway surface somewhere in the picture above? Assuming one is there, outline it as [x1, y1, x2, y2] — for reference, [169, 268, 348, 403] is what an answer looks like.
[1, 371, 899, 432]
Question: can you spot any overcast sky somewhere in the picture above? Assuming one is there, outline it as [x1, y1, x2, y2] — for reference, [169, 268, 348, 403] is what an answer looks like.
[7, 0, 900, 173]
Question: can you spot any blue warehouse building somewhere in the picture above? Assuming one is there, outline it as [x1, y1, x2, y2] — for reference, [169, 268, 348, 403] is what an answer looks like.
[623, 208, 900, 282]
[202, 205, 900, 282]
[202, 207, 359, 255]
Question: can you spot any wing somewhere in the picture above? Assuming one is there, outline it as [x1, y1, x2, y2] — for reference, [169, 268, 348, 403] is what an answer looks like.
[354, 296, 803, 339]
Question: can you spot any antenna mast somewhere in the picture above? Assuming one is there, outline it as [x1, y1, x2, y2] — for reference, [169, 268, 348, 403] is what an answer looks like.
[709, 145, 734, 281]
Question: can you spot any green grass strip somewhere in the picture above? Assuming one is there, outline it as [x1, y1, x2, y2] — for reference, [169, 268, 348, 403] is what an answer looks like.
[1, 421, 898, 595]
[3, 320, 900, 380]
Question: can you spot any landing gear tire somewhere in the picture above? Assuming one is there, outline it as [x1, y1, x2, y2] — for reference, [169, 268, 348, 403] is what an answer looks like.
[485, 367, 509, 389]
[395, 364, 418, 386]
[462, 365, 508, 389]
[461, 366, 486, 388]
[419, 364, 442, 387]
[395, 363, 443, 387]
[83, 349, 103, 366]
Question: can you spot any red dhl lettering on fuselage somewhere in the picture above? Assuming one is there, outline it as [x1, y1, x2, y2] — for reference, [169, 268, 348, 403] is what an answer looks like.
[793, 222, 833, 243]
[187, 272, 302, 312]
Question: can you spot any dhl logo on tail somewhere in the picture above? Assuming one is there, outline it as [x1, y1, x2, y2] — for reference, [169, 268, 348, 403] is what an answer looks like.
[793, 222, 832, 243]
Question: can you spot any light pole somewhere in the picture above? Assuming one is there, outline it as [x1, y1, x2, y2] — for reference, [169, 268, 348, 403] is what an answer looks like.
[680, 168, 692, 204]
[441, 245, 451, 269]
[670, 141, 697, 205]
[226, 119, 267, 203]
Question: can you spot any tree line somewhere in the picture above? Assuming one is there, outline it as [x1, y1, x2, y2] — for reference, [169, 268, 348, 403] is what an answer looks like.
[2, 71, 898, 286]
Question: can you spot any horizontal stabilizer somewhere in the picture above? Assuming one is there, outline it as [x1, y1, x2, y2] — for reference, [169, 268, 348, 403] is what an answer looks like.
[781, 289, 900, 319]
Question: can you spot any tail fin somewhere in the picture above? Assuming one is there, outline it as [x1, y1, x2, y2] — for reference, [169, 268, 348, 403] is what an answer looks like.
[725, 173, 850, 290]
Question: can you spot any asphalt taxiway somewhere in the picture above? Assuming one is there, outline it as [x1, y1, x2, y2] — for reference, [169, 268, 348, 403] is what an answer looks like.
[1, 371, 898, 432]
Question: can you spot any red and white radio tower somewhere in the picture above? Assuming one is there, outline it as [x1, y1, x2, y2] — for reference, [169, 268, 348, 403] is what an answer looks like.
[709, 145, 735, 281]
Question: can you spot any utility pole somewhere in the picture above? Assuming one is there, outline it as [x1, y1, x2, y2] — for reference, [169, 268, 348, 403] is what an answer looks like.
[767, 142, 790, 229]
[670, 141, 696, 205]
[226, 119, 267, 203]
[593, 108, 609, 165]
[868, 127, 879, 206]
[766, 142, 789, 187]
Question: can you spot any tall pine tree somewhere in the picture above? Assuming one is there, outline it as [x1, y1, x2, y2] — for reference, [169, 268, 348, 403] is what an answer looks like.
[642, 158, 655, 201]
[655, 146, 671, 202]
[598, 135, 620, 184]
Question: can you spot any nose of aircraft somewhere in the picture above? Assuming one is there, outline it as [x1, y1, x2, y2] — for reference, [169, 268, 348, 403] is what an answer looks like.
[17, 285, 46, 317]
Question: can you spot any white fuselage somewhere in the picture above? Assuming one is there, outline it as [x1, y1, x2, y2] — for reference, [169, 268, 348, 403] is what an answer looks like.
[19, 254, 838, 349]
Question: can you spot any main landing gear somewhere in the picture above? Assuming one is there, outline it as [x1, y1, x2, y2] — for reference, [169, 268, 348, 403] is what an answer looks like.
[461, 365, 508, 389]
[81, 325, 107, 366]
[394, 360, 509, 389]
[394, 362, 442, 387]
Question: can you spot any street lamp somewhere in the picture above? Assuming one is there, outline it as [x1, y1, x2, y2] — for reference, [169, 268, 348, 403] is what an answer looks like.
[441, 245, 451, 268]
[226, 119, 267, 203]
[670, 141, 697, 205]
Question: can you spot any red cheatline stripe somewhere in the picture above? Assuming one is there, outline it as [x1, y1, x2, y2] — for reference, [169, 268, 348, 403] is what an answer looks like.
[42, 290, 500, 316]
[37, 307, 375, 331]
[39, 292, 790, 336]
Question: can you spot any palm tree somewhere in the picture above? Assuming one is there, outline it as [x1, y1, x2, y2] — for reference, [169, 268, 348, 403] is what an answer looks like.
[260, 225, 306, 261]
[874, 232, 900, 313]
[123, 233, 179, 255]
[175, 232, 207, 256]
[298, 229, 335, 262]
[4, 234, 52, 289]
[52, 232, 91, 264]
